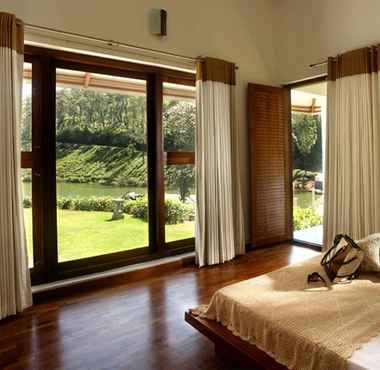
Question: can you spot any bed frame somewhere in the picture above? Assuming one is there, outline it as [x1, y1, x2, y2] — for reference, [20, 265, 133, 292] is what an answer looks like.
[185, 311, 287, 370]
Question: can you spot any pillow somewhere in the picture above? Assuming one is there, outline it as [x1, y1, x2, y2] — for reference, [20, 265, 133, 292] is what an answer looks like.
[356, 233, 380, 272]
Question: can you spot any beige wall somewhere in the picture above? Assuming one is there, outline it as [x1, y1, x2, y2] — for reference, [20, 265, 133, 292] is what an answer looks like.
[1, 0, 280, 240]
[5, 0, 378, 240]
[274, 0, 380, 83]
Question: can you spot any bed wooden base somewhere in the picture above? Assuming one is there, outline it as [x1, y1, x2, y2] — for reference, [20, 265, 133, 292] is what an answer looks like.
[185, 311, 287, 370]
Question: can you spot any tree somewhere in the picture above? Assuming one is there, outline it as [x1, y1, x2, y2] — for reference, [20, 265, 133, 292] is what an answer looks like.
[292, 113, 323, 172]
[292, 113, 319, 155]
[21, 86, 197, 195]
[163, 100, 196, 151]
[55, 88, 147, 148]
[165, 165, 195, 202]
[163, 101, 196, 201]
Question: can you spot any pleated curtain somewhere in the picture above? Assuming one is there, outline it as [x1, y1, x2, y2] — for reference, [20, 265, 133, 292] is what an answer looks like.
[195, 57, 245, 267]
[0, 12, 32, 319]
[324, 46, 380, 249]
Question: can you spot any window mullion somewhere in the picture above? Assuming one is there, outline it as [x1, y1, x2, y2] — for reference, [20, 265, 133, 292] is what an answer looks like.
[147, 74, 165, 253]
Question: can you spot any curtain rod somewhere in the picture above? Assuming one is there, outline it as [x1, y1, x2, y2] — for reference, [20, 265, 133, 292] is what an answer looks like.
[310, 48, 377, 68]
[24, 23, 238, 69]
[24, 23, 198, 62]
[310, 60, 328, 68]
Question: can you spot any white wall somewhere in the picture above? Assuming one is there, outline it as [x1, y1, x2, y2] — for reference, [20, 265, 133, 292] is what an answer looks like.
[273, 0, 380, 83]
[1, 0, 280, 240]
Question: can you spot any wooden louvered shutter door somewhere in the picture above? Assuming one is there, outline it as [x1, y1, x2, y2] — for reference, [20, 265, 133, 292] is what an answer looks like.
[248, 83, 292, 247]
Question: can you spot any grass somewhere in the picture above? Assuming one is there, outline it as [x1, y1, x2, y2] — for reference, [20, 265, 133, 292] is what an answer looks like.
[24, 208, 194, 265]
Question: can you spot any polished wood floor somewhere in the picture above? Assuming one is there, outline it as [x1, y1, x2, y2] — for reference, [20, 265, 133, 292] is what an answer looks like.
[0, 244, 318, 370]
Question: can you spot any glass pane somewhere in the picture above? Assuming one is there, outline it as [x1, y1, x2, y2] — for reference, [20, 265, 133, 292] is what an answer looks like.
[165, 164, 195, 243]
[56, 69, 148, 262]
[163, 82, 196, 152]
[22, 63, 32, 151]
[291, 84, 327, 245]
[21, 169, 33, 267]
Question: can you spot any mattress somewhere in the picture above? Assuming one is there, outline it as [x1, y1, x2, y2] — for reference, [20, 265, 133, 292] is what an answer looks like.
[348, 336, 380, 370]
[200, 256, 380, 370]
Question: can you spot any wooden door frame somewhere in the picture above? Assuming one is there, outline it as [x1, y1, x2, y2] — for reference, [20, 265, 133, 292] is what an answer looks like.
[285, 74, 327, 249]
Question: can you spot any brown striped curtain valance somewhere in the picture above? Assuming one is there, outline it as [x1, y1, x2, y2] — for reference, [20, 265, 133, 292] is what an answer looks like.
[328, 46, 380, 81]
[196, 57, 236, 85]
[0, 12, 24, 54]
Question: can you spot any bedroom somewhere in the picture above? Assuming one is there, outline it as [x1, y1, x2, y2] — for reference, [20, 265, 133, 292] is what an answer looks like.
[1, 1, 380, 369]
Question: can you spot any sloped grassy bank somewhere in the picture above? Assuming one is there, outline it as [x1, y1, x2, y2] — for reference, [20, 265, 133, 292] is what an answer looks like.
[56, 143, 147, 187]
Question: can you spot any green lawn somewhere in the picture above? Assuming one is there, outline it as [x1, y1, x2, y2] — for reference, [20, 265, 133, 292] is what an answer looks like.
[24, 208, 194, 264]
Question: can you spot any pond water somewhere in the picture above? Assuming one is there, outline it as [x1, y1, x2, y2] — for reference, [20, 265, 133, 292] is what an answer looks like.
[23, 181, 317, 208]
[22, 181, 147, 198]
[22, 181, 194, 199]
[293, 191, 323, 209]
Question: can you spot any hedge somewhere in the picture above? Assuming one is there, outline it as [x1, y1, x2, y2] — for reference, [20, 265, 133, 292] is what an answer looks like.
[165, 199, 194, 224]
[293, 207, 322, 231]
[124, 197, 195, 224]
[23, 197, 32, 208]
[24, 195, 318, 229]
[23, 195, 194, 225]
[124, 197, 148, 221]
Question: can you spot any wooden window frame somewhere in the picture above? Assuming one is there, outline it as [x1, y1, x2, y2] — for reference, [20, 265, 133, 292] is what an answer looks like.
[163, 152, 195, 248]
[24, 45, 196, 283]
[285, 75, 327, 249]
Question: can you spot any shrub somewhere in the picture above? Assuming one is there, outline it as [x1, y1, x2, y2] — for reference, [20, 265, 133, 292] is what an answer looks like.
[165, 200, 195, 224]
[123, 199, 135, 214]
[124, 197, 194, 224]
[124, 197, 149, 221]
[165, 199, 186, 224]
[185, 204, 195, 221]
[57, 197, 72, 210]
[71, 197, 114, 212]
[55, 196, 114, 212]
[23, 197, 32, 208]
[22, 172, 32, 182]
[71, 198, 91, 211]
[293, 207, 322, 231]
[88, 197, 114, 212]
[28, 194, 195, 225]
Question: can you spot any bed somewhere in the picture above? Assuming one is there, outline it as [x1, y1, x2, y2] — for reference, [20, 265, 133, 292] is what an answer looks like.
[185, 256, 380, 370]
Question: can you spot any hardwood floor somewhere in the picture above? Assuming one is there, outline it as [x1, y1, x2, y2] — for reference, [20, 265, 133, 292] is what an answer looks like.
[0, 244, 319, 370]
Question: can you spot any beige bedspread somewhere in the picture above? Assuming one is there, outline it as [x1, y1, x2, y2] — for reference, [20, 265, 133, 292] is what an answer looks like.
[197, 256, 380, 370]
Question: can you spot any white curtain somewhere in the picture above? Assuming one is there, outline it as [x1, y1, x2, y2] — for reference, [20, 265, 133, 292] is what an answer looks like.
[0, 12, 32, 319]
[195, 58, 245, 267]
[324, 47, 380, 249]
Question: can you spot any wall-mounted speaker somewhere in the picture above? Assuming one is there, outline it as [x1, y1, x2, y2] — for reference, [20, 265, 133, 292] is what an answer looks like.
[150, 9, 167, 36]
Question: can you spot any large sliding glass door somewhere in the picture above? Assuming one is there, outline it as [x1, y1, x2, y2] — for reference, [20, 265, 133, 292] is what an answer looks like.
[291, 81, 327, 246]
[22, 46, 196, 284]
[21, 62, 34, 267]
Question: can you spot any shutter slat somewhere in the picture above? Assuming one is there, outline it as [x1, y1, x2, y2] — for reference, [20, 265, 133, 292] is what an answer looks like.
[248, 84, 292, 246]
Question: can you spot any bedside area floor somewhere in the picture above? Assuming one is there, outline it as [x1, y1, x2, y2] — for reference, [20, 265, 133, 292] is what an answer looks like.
[0, 244, 318, 370]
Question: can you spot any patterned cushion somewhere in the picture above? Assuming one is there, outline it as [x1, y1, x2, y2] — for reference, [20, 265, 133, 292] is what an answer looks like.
[356, 233, 380, 272]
